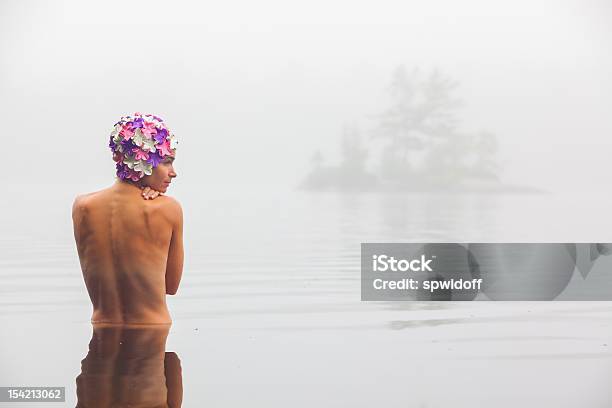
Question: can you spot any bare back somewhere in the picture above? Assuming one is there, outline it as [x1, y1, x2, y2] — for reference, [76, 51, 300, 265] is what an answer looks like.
[72, 181, 184, 324]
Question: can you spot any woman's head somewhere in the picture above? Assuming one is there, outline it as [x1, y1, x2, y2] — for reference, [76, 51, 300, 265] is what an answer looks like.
[108, 112, 178, 189]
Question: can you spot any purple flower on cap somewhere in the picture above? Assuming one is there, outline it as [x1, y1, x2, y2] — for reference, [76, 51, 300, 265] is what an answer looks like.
[116, 163, 130, 179]
[120, 138, 137, 153]
[132, 117, 144, 128]
[154, 128, 168, 144]
[147, 151, 163, 167]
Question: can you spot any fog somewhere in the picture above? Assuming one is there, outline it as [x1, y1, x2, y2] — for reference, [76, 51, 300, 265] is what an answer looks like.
[1, 0, 611, 194]
[2, 3, 612, 405]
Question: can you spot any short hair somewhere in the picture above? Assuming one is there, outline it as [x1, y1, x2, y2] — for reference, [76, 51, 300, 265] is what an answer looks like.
[108, 113, 178, 181]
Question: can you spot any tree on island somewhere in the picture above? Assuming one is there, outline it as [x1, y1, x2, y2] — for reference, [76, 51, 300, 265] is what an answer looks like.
[375, 66, 462, 180]
[302, 65, 500, 192]
[374, 65, 500, 188]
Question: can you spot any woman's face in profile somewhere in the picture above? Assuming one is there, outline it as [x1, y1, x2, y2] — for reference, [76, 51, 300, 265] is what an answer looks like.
[142, 156, 177, 193]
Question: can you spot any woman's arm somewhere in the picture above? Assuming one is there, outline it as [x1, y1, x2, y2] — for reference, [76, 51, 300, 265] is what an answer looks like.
[165, 199, 184, 295]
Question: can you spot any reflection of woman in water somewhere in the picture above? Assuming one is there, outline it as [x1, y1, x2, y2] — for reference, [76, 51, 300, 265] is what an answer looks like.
[76, 325, 182, 407]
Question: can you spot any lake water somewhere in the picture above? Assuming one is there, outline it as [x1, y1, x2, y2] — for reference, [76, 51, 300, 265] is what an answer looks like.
[0, 186, 611, 407]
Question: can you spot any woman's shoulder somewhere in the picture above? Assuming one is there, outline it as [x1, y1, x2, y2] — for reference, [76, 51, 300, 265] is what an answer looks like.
[153, 195, 182, 214]
[72, 187, 113, 209]
[150, 195, 183, 224]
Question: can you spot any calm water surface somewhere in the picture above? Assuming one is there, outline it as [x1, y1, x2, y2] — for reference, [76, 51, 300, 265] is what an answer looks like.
[0, 188, 611, 407]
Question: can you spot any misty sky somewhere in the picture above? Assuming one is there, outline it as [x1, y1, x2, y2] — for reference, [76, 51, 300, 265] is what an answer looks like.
[1, 0, 611, 193]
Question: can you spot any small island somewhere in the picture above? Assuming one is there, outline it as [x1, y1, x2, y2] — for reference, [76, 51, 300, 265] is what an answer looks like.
[301, 66, 542, 194]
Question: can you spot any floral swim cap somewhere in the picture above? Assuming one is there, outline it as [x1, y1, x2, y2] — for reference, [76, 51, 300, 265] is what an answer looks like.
[108, 112, 178, 182]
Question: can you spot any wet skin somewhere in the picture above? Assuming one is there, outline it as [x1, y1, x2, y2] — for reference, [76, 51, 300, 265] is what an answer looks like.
[76, 324, 183, 407]
[72, 159, 183, 324]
